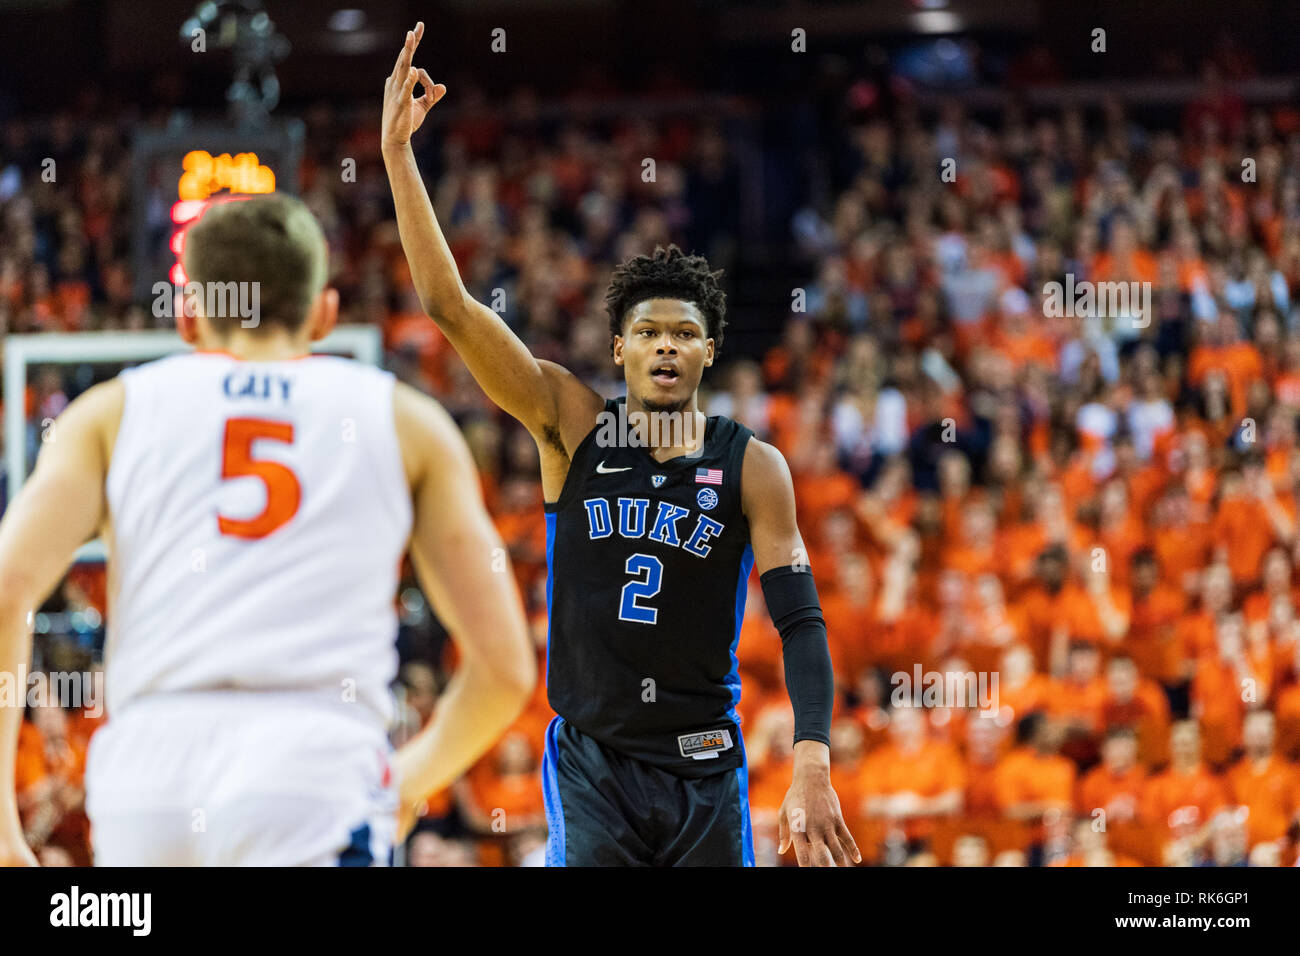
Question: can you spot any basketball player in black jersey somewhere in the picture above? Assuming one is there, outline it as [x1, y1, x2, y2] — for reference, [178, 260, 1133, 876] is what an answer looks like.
[382, 23, 858, 866]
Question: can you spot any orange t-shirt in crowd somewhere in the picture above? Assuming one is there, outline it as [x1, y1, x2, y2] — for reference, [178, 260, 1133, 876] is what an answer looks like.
[1151, 522, 1212, 592]
[1270, 629, 1300, 686]
[1127, 583, 1188, 683]
[1091, 250, 1158, 286]
[993, 746, 1077, 815]
[794, 471, 860, 534]
[939, 491, 979, 542]
[1276, 684, 1300, 761]
[985, 322, 1057, 374]
[764, 393, 799, 455]
[823, 593, 879, 684]
[1212, 496, 1279, 586]
[1127, 464, 1171, 520]
[964, 756, 1004, 819]
[416, 787, 455, 821]
[1050, 852, 1142, 867]
[1193, 650, 1273, 767]
[1101, 682, 1172, 768]
[1241, 585, 1300, 624]
[875, 603, 942, 672]
[997, 673, 1052, 726]
[736, 603, 784, 697]
[1076, 764, 1146, 824]
[1188, 342, 1264, 419]
[859, 740, 967, 802]
[859, 739, 966, 840]
[1098, 517, 1147, 588]
[805, 544, 860, 597]
[1013, 584, 1067, 668]
[1183, 461, 1220, 509]
[1059, 455, 1098, 506]
[1058, 582, 1133, 650]
[494, 509, 548, 594]
[385, 310, 455, 395]
[1172, 611, 1218, 682]
[997, 523, 1049, 586]
[748, 755, 795, 815]
[1225, 755, 1299, 845]
[941, 540, 999, 580]
[14, 720, 86, 792]
[959, 603, 1027, 662]
[1047, 676, 1109, 735]
[1142, 764, 1228, 833]
[14, 721, 47, 796]
[466, 761, 546, 824]
[858, 489, 918, 551]
[1266, 446, 1295, 490]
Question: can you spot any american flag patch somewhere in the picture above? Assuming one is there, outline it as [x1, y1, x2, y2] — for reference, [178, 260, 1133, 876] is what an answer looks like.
[695, 468, 723, 485]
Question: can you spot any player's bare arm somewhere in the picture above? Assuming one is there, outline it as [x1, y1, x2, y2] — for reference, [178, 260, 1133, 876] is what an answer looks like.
[390, 381, 536, 835]
[742, 436, 861, 867]
[380, 22, 604, 494]
[0, 380, 122, 866]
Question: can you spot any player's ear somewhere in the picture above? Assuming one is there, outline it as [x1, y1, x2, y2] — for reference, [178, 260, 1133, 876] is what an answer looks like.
[306, 287, 339, 342]
[612, 335, 625, 366]
[176, 289, 200, 344]
[704, 338, 715, 367]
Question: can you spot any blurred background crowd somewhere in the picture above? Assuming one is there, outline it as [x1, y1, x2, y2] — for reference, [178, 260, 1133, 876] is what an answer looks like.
[6, 0, 1300, 866]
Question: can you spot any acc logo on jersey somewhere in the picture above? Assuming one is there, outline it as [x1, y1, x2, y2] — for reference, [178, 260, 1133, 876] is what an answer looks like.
[696, 487, 718, 511]
[652, 474, 666, 488]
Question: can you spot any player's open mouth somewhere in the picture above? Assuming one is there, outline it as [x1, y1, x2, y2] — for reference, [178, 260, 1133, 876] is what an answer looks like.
[651, 364, 679, 386]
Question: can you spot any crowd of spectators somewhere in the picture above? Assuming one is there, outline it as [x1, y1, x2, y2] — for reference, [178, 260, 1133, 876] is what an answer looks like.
[8, 53, 1300, 865]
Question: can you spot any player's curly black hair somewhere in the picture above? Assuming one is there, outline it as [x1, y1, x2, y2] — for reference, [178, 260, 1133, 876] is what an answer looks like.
[605, 245, 726, 355]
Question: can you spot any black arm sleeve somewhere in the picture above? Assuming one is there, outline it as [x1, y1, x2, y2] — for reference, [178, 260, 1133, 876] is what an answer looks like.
[759, 565, 833, 747]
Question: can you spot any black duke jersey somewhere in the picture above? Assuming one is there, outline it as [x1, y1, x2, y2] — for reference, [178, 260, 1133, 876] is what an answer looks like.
[544, 397, 756, 778]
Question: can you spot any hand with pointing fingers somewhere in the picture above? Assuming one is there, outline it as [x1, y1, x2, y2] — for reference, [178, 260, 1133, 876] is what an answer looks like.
[382, 22, 447, 152]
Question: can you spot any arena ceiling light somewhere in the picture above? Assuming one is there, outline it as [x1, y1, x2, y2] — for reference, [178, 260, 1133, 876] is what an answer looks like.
[912, 10, 964, 33]
[327, 9, 366, 32]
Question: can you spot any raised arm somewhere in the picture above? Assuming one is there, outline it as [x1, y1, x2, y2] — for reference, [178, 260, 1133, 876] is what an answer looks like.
[0, 380, 121, 866]
[391, 382, 536, 834]
[380, 23, 602, 452]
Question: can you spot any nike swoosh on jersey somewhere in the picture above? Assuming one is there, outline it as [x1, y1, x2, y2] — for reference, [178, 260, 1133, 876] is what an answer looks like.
[595, 461, 633, 473]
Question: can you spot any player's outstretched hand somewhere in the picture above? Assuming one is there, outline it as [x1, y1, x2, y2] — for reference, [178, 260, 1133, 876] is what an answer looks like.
[381, 22, 447, 152]
[778, 765, 861, 867]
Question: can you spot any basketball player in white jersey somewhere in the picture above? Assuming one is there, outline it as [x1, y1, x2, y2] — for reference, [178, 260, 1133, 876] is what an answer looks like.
[0, 194, 535, 866]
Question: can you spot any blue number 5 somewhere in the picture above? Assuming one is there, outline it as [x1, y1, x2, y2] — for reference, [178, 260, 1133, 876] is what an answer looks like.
[619, 553, 662, 624]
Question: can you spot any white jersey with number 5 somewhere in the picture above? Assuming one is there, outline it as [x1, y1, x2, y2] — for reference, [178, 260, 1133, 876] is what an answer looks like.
[102, 351, 412, 730]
